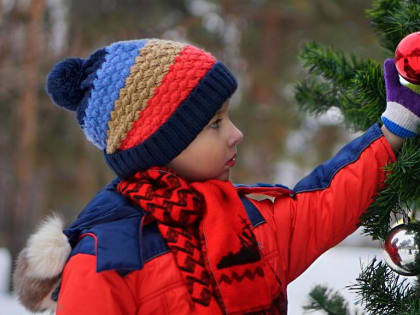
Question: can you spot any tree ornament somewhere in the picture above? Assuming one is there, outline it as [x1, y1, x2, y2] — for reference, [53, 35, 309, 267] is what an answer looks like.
[395, 32, 420, 94]
[383, 223, 420, 276]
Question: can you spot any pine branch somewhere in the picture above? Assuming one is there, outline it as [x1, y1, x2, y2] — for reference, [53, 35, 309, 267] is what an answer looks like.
[303, 285, 353, 315]
[295, 42, 384, 131]
[367, 0, 420, 54]
[298, 42, 364, 88]
[294, 78, 340, 116]
[360, 136, 420, 240]
[348, 258, 420, 314]
[342, 60, 386, 130]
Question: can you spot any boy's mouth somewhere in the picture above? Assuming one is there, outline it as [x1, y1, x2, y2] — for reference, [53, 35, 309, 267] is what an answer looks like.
[226, 154, 237, 167]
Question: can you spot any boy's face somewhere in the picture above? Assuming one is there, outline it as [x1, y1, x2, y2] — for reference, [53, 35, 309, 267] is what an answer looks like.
[167, 102, 243, 181]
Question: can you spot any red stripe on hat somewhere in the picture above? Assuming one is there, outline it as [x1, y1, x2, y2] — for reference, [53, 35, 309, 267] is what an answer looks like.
[119, 45, 216, 151]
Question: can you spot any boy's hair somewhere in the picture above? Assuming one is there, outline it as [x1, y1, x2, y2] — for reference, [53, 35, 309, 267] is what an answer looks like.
[46, 39, 237, 178]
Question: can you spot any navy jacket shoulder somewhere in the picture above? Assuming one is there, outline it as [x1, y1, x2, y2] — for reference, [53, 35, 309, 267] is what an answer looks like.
[64, 179, 264, 275]
[64, 179, 168, 274]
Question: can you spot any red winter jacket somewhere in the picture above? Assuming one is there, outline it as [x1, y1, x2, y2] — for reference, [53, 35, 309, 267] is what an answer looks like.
[55, 124, 395, 314]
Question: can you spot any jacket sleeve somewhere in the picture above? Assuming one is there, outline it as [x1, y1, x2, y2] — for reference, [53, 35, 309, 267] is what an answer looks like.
[56, 253, 137, 315]
[277, 124, 396, 284]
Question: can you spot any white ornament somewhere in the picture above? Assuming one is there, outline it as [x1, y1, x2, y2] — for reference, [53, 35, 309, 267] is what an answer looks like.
[383, 224, 420, 276]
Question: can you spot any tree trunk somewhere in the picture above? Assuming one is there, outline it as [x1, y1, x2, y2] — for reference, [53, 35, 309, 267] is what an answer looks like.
[9, 0, 46, 292]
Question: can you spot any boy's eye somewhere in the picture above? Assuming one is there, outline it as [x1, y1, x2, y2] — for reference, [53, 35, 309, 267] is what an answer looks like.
[210, 118, 222, 129]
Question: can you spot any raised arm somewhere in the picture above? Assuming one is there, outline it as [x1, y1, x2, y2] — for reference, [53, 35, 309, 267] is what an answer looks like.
[281, 123, 395, 283]
[281, 59, 419, 283]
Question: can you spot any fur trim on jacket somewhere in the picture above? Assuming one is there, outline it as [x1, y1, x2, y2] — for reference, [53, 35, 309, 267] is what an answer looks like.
[13, 215, 71, 313]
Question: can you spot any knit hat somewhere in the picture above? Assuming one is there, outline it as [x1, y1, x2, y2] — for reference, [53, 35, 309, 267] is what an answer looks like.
[46, 39, 237, 179]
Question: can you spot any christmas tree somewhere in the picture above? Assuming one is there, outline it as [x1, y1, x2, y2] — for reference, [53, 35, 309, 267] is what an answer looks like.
[295, 0, 420, 313]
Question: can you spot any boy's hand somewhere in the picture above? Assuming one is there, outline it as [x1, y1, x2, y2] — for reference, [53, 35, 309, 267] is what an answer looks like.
[381, 58, 420, 139]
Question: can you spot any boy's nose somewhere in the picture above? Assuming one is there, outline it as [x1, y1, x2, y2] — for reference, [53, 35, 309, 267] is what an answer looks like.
[229, 123, 244, 147]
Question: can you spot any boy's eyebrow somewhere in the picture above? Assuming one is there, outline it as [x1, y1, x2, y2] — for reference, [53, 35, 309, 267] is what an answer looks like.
[206, 102, 229, 127]
[215, 102, 230, 115]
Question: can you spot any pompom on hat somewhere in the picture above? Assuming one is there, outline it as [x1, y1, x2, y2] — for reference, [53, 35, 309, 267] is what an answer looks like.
[46, 39, 237, 178]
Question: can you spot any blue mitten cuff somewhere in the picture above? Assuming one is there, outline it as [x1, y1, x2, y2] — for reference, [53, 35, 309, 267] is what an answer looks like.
[381, 58, 420, 138]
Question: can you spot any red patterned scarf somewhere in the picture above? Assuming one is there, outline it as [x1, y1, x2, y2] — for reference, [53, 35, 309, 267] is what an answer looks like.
[117, 167, 284, 314]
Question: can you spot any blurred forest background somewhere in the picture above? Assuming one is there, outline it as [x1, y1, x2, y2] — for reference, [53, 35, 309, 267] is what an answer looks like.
[0, 0, 385, 286]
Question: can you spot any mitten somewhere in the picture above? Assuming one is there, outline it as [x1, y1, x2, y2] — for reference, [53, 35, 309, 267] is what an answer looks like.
[381, 58, 420, 138]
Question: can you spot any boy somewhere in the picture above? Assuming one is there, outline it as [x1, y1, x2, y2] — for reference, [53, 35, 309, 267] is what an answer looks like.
[14, 39, 419, 314]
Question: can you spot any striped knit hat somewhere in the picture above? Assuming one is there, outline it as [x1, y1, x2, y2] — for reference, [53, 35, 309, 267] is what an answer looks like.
[46, 39, 237, 179]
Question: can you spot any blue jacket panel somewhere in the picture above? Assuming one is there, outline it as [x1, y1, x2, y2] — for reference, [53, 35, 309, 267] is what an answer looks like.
[65, 179, 264, 274]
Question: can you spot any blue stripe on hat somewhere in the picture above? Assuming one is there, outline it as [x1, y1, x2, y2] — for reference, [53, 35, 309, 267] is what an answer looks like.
[83, 39, 149, 149]
[77, 48, 107, 127]
[381, 116, 417, 138]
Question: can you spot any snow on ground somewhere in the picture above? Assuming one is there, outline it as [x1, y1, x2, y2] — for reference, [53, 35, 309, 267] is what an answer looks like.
[0, 294, 35, 315]
[0, 245, 409, 315]
[0, 248, 48, 315]
[0, 248, 34, 315]
[287, 246, 382, 314]
[0, 249, 10, 295]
